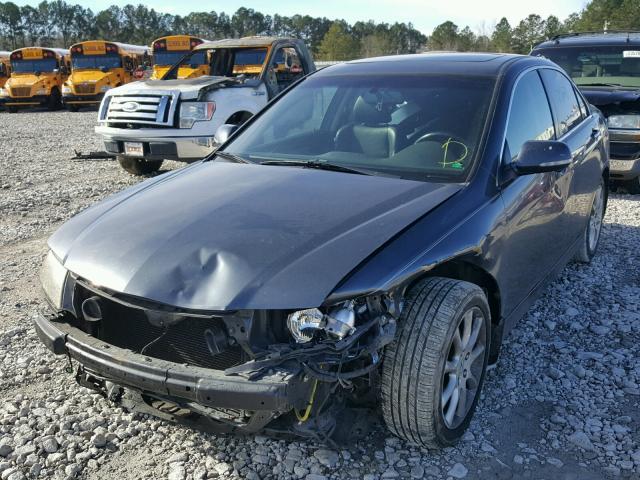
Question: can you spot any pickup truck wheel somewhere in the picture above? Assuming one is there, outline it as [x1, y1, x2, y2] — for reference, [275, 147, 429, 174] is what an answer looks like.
[381, 277, 491, 448]
[118, 156, 163, 175]
[574, 178, 605, 263]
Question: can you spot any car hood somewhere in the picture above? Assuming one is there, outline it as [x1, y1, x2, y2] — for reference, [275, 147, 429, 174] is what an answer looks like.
[49, 162, 462, 311]
[580, 87, 640, 106]
[108, 75, 248, 99]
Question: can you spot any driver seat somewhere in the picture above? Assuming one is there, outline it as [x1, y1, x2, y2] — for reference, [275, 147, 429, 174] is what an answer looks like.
[335, 96, 397, 157]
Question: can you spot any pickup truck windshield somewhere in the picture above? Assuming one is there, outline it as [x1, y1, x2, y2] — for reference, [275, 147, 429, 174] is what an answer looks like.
[224, 73, 496, 182]
[11, 58, 57, 73]
[534, 46, 640, 88]
[72, 55, 121, 70]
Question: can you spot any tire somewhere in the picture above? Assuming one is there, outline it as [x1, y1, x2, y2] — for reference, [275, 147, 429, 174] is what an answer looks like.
[381, 277, 491, 448]
[117, 156, 163, 175]
[47, 88, 61, 111]
[67, 104, 79, 112]
[626, 176, 640, 194]
[7, 106, 17, 113]
[574, 178, 605, 263]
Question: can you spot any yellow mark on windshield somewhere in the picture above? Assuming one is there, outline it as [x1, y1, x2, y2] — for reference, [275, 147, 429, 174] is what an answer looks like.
[441, 137, 468, 169]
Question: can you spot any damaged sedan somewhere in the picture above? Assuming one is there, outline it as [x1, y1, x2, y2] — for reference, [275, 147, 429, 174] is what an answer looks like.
[35, 53, 608, 447]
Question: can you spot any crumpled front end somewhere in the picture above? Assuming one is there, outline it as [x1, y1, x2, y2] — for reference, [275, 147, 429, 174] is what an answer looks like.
[34, 272, 399, 438]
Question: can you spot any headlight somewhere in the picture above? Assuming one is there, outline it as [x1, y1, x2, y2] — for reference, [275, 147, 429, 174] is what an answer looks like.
[0, 88, 7, 97]
[607, 114, 640, 129]
[36, 88, 47, 95]
[62, 86, 71, 94]
[40, 250, 68, 310]
[287, 301, 356, 343]
[179, 101, 215, 129]
[100, 85, 111, 93]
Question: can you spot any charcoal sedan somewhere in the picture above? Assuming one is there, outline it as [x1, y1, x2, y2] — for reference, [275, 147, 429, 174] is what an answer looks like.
[35, 53, 608, 447]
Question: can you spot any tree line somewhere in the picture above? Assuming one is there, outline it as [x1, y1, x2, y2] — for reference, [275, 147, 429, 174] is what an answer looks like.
[0, 1, 425, 58]
[0, 0, 636, 59]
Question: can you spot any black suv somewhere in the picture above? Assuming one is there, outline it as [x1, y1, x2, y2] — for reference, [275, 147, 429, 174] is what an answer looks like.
[533, 32, 640, 193]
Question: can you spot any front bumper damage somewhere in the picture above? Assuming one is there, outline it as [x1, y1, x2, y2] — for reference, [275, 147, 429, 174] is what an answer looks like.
[34, 294, 396, 439]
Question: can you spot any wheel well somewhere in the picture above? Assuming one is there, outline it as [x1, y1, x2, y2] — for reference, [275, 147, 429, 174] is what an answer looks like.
[409, 261, 501, 327]
[226, 111, 253, 125]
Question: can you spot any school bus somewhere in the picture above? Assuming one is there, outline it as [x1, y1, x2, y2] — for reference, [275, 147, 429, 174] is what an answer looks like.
[150, 35, 209, 79]
[62, 41, 150, 111]
[0, 51, 11, 90]
[0, 47, 70, 112]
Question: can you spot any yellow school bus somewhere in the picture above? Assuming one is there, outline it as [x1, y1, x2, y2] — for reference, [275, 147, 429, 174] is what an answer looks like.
[0, 51, 11, 90]
[63, 41, 150, 111]
[150, 35, 209, 79]
[0, 47, 70, 112]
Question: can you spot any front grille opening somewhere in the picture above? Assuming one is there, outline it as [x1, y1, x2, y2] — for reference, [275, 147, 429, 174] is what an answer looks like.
[73, 283, 244, 370]
[611, 142, 640, 160]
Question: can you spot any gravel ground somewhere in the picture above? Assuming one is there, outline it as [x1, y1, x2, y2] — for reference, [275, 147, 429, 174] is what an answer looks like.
[0, 109, 638, 480]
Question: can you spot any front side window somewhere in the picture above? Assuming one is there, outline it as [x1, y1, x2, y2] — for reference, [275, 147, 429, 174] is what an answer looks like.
[268, 47, 306, 92]
[223, 73, 496, 183]
[71, 54, 121, 70]
[539, 69, 583, 137]
[505, 71, 555, 162]
[11, 58, 57, 73]
[534, 45, 640, 88]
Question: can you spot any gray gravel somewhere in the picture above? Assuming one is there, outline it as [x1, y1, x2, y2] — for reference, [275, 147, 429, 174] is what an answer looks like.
[0, 109, 638, 479]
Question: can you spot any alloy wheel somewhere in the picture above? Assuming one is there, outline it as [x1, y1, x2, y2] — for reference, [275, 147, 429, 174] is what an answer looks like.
[441, 306, 487, 429]
[588, 185, 604, 252]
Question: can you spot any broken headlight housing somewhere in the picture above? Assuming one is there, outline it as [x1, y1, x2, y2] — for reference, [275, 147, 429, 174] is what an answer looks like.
[287, 300, 358, 343]
[40, 250, 68, 310]
[607, 114, 640, 129]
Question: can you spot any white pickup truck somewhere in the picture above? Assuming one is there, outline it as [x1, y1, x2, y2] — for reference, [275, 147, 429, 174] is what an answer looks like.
[95, 37, 316, 174]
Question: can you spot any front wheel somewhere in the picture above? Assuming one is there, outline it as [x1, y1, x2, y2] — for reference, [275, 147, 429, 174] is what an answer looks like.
[574, 178, 605, 263]
[381, 277, 491, 448]
[626, 176, 640, 194]
[117, 156, 163, 175]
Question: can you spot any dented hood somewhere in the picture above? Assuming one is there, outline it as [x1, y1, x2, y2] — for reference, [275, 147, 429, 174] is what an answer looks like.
[49, 162, 462, 311]
[111, 75, 243, 99]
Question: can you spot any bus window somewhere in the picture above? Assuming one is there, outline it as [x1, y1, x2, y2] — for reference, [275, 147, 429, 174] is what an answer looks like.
[11, 58, 57, 73]
[72, 55, 121, 70]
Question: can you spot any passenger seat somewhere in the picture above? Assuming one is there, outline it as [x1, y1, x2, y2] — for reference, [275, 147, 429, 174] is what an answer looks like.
[335, 96, 397, 157]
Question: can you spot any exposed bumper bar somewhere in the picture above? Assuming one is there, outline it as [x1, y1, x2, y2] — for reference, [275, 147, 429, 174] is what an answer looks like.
[33, 312, 308, 412]
[609, 158, 640, 181]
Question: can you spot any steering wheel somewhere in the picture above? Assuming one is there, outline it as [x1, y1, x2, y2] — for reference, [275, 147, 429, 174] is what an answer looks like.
[415, 131, 466, 145]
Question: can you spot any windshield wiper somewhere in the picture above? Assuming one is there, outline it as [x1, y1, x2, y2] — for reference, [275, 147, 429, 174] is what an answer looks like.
[579, 82, 624, 87]
[260, 159, 373, 176]
[210, 151, 250, 164]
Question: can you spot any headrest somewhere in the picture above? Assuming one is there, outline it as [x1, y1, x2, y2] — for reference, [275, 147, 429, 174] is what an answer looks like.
[353, 95, 392, 125]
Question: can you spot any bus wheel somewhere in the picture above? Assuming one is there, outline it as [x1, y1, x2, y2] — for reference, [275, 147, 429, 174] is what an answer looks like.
[67, 104, 79, 112]
[118, 156, 163, 175]
[47, 88, 61, 111]
[7, 106, 17, 113]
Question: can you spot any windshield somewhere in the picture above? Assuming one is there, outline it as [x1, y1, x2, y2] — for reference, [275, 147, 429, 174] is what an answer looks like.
[534, 46, 640, 87]
[11, 58, 57, 73]
[154, 50, 206, 67]
[162, 47, 268, 80]
[234, 48, 267, 66]
[223, 74, 496, 182]
[71, 54, 121, 70]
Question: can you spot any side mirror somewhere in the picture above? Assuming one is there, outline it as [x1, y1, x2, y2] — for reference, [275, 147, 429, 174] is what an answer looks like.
[214, 124, 239, 145]
[511, 140, 572, 175]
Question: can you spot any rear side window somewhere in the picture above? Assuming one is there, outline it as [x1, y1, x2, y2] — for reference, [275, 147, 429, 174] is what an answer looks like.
[575, 87, 590, 118]
[505, 70, 555, 162]
[540, 69, 583, 137]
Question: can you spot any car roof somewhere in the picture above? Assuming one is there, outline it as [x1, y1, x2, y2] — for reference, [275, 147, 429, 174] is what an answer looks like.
[533, 32, 640, 49]
[195, 36, 299, 51]
[318, 52, 554, 77]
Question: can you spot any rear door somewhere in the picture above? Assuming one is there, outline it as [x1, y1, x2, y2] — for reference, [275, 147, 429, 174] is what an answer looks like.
[499, 69, 570, 320]
[539, 68, 602, 242]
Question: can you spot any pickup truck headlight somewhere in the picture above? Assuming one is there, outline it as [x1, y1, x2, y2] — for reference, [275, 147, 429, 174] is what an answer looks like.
[179, 101, 216, 129]
[40, 250, 68, 310]
[35, 88, 47, 95]
[62, 86, 71, 94]
[0, 88, 7, 97]
[607, 114, 640, 129]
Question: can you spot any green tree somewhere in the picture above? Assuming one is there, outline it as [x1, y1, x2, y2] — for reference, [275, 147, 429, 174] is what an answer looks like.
[360, 31, 393, 57]
[512, 14, 545, 54]
[429, 20, 458, 50]
[0, 2, 23, 49]
[318, 21, 360, 60]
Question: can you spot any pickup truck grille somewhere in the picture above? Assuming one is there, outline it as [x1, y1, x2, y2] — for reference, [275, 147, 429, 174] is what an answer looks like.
[101, 91, 177, 127]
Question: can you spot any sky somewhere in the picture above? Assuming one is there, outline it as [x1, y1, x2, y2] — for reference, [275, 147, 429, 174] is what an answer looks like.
[14, 0, 588, 34]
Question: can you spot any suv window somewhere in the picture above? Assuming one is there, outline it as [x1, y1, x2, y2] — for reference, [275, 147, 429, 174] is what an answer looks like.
[268, 46, 306, 94]
[505, 70, 555, 162]
[539, 69, 583, 137]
